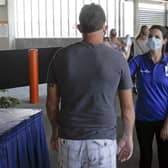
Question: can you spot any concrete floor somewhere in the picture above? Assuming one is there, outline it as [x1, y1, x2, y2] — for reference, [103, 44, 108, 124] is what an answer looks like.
[1, 84, 159, 168]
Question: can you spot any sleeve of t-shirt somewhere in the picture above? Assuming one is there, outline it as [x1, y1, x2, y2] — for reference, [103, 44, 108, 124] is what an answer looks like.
[118, 61, 133, 90]
[47, 56, 58, 84]
[128, 55, 141, 77]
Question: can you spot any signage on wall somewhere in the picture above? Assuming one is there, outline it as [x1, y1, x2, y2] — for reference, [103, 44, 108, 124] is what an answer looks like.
[0, 0, 6, 6]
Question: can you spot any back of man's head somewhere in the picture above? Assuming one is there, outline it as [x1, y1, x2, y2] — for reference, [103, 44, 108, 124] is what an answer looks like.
[79, 3, 106, 33]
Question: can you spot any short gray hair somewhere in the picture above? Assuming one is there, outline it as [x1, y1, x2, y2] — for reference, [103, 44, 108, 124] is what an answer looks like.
[79, 3, 106, 33]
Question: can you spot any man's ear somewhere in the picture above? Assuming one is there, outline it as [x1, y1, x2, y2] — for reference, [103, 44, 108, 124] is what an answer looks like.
[77, 24, 82, 33]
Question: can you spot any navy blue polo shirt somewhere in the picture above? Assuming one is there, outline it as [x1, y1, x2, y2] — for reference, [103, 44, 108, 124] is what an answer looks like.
[129, 53, 168, 121]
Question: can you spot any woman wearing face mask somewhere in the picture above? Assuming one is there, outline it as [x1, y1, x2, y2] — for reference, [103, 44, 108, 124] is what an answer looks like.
[129, 25, 168, 168]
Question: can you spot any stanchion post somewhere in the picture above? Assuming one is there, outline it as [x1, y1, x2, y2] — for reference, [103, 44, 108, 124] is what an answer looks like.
[28, 49, 39, 104]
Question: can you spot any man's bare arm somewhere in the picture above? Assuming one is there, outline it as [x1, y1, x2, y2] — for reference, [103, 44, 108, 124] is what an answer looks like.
[119, 89, 135, 137]
[118, 89, 135, 162]
[46, 83, 60, 135]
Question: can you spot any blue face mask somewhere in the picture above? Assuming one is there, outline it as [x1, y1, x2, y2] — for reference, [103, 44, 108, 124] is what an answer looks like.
[147, 37, 162, 51]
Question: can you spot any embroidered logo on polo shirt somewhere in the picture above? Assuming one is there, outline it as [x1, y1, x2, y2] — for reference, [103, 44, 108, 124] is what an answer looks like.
[140, 69, 151, 73]
[165, 65, 168, 77]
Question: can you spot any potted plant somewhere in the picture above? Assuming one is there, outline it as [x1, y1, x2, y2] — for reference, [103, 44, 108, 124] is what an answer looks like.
[0, 89, 20, 108]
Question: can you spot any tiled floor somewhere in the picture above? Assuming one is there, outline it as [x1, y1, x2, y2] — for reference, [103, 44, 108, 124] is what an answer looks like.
[1, 84, 159, 168]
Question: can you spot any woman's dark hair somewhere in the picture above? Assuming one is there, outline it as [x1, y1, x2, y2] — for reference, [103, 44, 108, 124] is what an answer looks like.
[79, 3, 106, 33]
[150, 25, 168, 39]
[136, 25, 148, 40]
[164, 26, 168, 53]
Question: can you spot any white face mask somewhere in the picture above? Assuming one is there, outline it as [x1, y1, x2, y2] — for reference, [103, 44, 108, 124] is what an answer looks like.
[147, 37, 162, 51]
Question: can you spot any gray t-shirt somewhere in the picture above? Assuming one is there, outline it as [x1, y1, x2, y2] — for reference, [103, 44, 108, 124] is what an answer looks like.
[47, 41, 132, 140]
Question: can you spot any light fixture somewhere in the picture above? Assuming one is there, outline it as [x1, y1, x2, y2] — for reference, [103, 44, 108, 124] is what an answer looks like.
[151, 0, 168, 2]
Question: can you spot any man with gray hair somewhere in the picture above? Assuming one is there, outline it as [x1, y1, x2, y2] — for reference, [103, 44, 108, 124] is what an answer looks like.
[46, 3, 135, 168]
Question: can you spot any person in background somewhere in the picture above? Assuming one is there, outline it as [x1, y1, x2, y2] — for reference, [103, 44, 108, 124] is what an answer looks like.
[129, 25, 168, 168]
[131, 25, 149, 58]
[122, 34, 132, 60]
[129, 25, 149, 93]
[46, 3, 135, 168]
[105, 29, 132, 60]
[108, 28, 123, 50]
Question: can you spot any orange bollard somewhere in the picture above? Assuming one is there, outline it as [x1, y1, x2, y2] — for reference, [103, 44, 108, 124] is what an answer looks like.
[28, 49, 39, 104]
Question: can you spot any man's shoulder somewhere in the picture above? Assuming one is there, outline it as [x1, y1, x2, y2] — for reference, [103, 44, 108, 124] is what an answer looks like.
[65, 41, 83, 50]
[63, 41, 118, 55]
[54, 42, 82, 53]
[53, 41, 123, 61]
